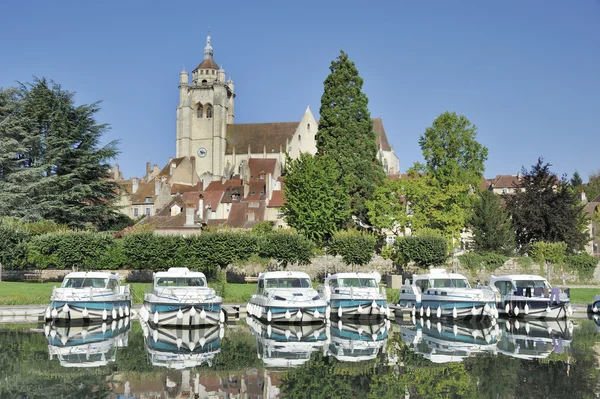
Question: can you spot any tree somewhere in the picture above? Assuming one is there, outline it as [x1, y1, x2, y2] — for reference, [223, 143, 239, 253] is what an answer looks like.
[570, 171, 583, 189]
[329, 229, 376, 267]
[469, 190, 514, 254]
[0, 78, 120, 229]
[505, 158, 589, 252]
[394, 234, 448, 268]
[282, 153, 350, 245]
[584, 170, 600, 202]
[405, 112, 488, 243]
[316, 50, 385, 222]
[365, 178, 409, 236]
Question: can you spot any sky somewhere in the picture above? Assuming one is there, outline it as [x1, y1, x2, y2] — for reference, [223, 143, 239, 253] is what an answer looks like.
[1, 0, 599, 181]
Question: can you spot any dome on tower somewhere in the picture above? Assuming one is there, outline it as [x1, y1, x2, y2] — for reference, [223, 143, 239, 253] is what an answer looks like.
[193, 35, 219, 71]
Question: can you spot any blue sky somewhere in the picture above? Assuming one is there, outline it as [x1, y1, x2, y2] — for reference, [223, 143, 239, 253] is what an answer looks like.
[1, 0, 599, 181]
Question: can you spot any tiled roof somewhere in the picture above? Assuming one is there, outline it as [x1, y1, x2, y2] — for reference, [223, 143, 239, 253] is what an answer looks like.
[226, 202, 249, 228]
[156, 196, 186, 217]
[225, 122, 298, 155]
[194, 58, 219, 71]
[268, 190, 285, 208]
[203, 190, 224, 210]
[246, 181, 266, 201]
[585, 202, 599, 215]
[170, 183, 203, 195]
[248, 158, 277, 179]
[221, 185, 243, 203]
[157, 157, 185, 178]
[491, 175, 521, 189]
[139, 213, 187, 228]
[116, 180, 133, 195]
[592, 194, 600, 203]
[372, 118, 391, 151]
[130, 182, 155, 204]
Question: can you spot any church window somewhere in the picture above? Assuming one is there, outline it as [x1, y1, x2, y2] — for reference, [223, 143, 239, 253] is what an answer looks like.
[298, 135, 301, 142]
[197, 104, 203, 118]
[206, 105, 213, 118]
[200, 70, 203, 75]
[307, 123, 310, 132]
[212, 70, 215, 75]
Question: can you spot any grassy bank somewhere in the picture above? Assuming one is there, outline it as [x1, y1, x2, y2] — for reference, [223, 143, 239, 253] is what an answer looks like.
[0, 282, 257, 306]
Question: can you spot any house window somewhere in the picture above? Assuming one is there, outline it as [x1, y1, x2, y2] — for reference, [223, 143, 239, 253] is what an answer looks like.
[206, 105, 213, 118]
[145, 207, 151, 216]
[502, 188, 508, 194]
[133, 208, 139, 217]
[197, 104, 203, 118]
[145, 197, 152, 203]
[277, 210, 284, 219]
[260, 191, 264, 195]
[251, 191, 255, 195]
[259, 173, 265, 179]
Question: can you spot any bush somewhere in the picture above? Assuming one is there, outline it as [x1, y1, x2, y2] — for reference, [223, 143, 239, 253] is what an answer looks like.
[458, 253, 508, 272]
[259, 230, 314, 266]
[394, 235, 448, 268]
[121, 232, 187, 270]
[529, 242, 567, 266]
[328, 230, 376, 267]
[0, 222, 30, 270]
[565, 253, 598, 281]
[187, 231, 259, 268]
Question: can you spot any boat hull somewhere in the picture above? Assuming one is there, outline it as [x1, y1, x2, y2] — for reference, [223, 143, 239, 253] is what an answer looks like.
[496, 299, 571, 319]
[141, 301, 223, 327]
[330, 298, 388, 319]
[46, 300, 131, 324]
[247, 297, 328, 324]
[398, 296, 496, 321]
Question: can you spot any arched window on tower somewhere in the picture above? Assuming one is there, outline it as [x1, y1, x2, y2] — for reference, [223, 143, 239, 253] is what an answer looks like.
[206, 105, 213, 118]
[201, 79, 207, 86]
[197, 104, 203, 118]
[307, 123, 310, 132]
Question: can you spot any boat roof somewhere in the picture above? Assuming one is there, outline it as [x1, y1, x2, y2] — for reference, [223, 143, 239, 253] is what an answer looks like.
[154, 267, 207, 278]
[490, 274, 547, 282]
[258, 271, 310, 280]
[413, 269, 468, 280]
[64, 272, 119, 279]
[326, 272, 382, 283]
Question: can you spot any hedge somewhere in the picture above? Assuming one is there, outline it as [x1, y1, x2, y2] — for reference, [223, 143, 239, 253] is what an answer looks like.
[328, 230, 376, 266]
[565, 253, 598, 281]
[458, 253, 508, 272]
[394, 235, 448, 268]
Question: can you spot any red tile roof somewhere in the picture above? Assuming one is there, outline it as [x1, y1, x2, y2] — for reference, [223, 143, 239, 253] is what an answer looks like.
[130, 182, 155, 204]
[157, 157, 185, 178]
[225, 122, 298, 155]
[194, 58, 219, 70]
[203, 190, 224, 210]
[246, 181, 266, 201]
[170, 182, 203, 195]
[491, 175, 522, 189]
[248, 158, 277, 179]
[268, 190, 285, 208]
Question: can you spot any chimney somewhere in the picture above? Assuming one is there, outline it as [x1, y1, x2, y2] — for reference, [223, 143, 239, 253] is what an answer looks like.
[244, 181, 250, 198]
[132, 178, 139, 194]
[146, 162, 151, 175]
[113, 164, 120, 180]
[266, 173, 273, 200]
[170, 162, 176, 176]
[198, 197, 204, 220]
[185, 202, 195, 226]
[154, 179, 161, 196]
[579, 190, 588, 204]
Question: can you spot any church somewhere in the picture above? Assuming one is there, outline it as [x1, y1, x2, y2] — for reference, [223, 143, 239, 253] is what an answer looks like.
[112, 35, 399, 233]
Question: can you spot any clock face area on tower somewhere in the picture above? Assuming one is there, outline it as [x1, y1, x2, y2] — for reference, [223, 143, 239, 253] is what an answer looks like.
[197, 147, 208, 158]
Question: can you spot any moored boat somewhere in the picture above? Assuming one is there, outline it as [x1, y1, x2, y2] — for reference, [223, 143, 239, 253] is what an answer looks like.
[490, 274, 572, 318]
[246, 271, 330, 323]
[140, 268, 223, 327]
[317, 272, 389, 319]
[398, 269, 498, 320]
[326, 320, 389, 362]
[46, 272, 131, 323]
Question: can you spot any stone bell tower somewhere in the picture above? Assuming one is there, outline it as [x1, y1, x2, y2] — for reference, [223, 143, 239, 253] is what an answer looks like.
[176, 35, 235, 178]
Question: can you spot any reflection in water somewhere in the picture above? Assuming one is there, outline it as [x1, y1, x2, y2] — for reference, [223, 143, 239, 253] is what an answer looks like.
[496, 318, 573, 360]
[400, 318, 498, 363]
[45, 318, 130, 368]
[247, 315, 328, 368]
[141, 319, 224, 369]
[326, 319, 389, 362]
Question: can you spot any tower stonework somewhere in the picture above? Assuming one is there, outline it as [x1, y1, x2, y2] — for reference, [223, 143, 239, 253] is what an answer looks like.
[176, 35, 235, 179]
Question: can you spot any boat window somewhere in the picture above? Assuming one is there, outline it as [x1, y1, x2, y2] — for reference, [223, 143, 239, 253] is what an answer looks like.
[329, 279, 338, 288]
[431, 279, 470, 288]
[514, 280, 547, 289]
[494, 281, 514, 295]
[156, 277, 206, 287]
[265, 278, 311, 289]
[107, 279, 119, 293]
[415, 280, 430, 292]
[338, 278, 377, 288]
[62, 278, 108, 289]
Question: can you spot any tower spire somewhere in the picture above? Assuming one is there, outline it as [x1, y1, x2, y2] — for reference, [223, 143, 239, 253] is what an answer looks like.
[204, 32, 213, 60]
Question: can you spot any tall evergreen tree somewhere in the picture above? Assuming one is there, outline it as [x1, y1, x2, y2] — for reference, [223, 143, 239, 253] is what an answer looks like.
[316, 51, 385, 222]
[506, 158, 589, 252]
[470, 190, 514, 254]
[570, 171, 583, 189]
[0, 78, 119, 228]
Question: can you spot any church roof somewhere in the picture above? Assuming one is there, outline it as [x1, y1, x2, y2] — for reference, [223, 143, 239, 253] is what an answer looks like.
[194, 58, 219, 70]
[224, 119, 392, 155]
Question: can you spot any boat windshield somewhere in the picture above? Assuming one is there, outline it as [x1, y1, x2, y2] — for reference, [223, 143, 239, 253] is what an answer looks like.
[514, 280, 549, 289]
[338, 278, 378, 288]
[265, 278, 311, 289]
[430, 279, 470, 288]
[156, 277, 206, 287]
[62, 278, 108, 289]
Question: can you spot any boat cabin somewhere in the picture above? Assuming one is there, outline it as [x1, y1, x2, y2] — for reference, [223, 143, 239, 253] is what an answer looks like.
[153, 268, 208, 288]
[257, 271, 312, 293]
[491, 275, 551, 296]
[61, 272, 121, 292]
[410, 269, 471, 292]
[325, 272, 381, 290]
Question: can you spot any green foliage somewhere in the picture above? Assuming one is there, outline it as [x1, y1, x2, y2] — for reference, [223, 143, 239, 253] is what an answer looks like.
[121, 232, 187, 269]
[0, 79, 120, 229]
[26, 231, 118, 270]
[565, 253, 598, 281]
[316, 50, 385, 222]
[584, 170, 600, 202]
[570, 171, 583, 189]
[328, 229, 376, 266]
[470, 190, 514, 254]
[282, 153, 350, 244]
[258, 230, 314, 266]
[187, 231, 259, 268]
[0, 219, 30, 269]
[515, 256, 534, 271]
[506, 159, 589, 252]
[529, 241, 567, 266]
[394, 235, 448, 268]
[458, 252, 508, 272]
[366, 178, 409, 236]
[251, 221, 274, 236]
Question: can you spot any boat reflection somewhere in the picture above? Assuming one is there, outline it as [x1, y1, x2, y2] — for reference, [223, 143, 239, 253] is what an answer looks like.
[400, 318, 498, 363]
[590, 313, 600, 332]
[325, 319, 389, 362]
[45, 317, 130, 368]
[141, 320, 223, 369]
[247, 315, 328, 368]
[495, 318, 573, 360]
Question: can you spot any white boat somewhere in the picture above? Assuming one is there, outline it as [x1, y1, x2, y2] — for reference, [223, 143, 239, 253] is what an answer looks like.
[399, 319, 498, 363]
[326, 320, 389, 362]
[490, 274, 573, 318]
[398, 269, 498, 320]
[246, 271, 330, 323]
[317, 272, 390, 319]
[495, 318, 573, 360]
[45, 318, 130, 368]
[140, 268, 223, 327]
[46, 272, 131, 323]
[141, 319, 223, 369]
[247, 316, 328, 368]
